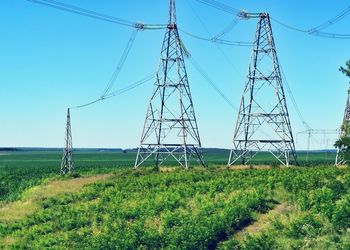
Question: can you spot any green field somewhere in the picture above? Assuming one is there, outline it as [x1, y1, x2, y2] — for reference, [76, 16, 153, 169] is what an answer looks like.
[0, 150, 336, 202]
[1, 151, 349, 249]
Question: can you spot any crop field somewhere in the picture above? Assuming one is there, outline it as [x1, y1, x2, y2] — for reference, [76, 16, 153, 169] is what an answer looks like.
[1, 151, 349, 249]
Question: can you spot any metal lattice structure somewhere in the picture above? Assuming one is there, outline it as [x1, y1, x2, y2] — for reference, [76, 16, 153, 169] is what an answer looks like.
[60, 108, 74, 175]
[228, 13, 297, 166]
[135, 0, 205, 169]
[335, 86, 350, 165]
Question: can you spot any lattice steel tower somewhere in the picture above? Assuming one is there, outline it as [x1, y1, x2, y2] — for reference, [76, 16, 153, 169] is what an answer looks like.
[60, 108, 74, 174]
[228, 13, 297, 166]
[335, 85, 350, 165]
[135, 0, 205, 169]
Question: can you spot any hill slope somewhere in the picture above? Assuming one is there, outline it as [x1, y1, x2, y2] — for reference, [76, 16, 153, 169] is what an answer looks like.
[1, 167, 350, 249]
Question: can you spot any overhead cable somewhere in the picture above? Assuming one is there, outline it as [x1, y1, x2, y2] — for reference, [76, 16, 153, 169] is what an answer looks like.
[184, 0, 246, 81]
[180, 29, 252, 46]
[308, 5, 350, 33]
[193, 0, 350, 39]
[271, 6, 350, 39]
[279, 63, 312, 131]
[26, 0, 167, 30]
[70, 74, 155, 109]
[193, 0, 240, 15]
[101, 29, 138, 98]
[188, 56, 239, 112]
[212, 17, 240, 40]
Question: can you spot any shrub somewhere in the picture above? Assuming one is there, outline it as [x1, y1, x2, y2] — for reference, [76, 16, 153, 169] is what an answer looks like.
[287, 214, 323, 238]
[332, 195, 350, 230]
[242, 232, 276, 250]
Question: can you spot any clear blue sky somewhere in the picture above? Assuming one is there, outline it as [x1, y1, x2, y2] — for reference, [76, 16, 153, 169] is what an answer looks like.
[0, 0, 349, 149]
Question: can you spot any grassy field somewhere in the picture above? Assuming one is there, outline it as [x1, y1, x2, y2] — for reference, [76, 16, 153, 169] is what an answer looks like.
[0, 150, 336, 202]
[0, 150, 348, 249]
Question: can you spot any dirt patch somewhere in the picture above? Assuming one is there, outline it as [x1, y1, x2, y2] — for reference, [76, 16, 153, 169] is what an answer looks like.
[0, 174, 112, 222]
[235, 202, 292, 240]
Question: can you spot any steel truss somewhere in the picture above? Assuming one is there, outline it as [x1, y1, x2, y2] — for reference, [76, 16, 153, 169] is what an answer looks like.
[135, 0, 205, 169]
[60, 108, 74, 174]
[228, 13, 297, 166]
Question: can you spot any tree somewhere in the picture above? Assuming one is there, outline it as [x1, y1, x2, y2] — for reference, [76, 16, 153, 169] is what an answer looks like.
[339, 60, 350, 78]
[335, 60, 350, 163]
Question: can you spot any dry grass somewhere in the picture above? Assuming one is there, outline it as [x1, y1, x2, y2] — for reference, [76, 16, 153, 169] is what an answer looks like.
[235, 202, 293, 240]
[0, 174, 112, 222]
[227, 165, 272, 170]
[1, 236, 15, 246]
[159, 167, 178, 172]
[336, 164, 348, 169]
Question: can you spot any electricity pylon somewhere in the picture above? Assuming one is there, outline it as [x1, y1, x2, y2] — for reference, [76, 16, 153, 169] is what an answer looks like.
[135, 0, 205, 169]
[335, 86, 350, 165]
[228, 13, 297, 166]
[60, 108, 74, 175]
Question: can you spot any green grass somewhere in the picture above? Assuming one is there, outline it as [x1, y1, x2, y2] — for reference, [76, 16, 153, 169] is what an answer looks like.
[0, 166, 350, 249]
[0, 150, 347, 249]
[0, 150, 337, 203]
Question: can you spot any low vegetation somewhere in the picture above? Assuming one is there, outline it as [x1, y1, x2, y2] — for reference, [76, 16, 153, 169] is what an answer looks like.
[0, 151, 349, 249]
[0, 150, 350, 249]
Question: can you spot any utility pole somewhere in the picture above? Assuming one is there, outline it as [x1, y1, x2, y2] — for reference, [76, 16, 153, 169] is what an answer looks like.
[298, 129, 340, 162]
[60, 108, 74, 175]
[336, 86, 350, 165]
[135, 0, 205, 169]
[228, 13, 297, 166]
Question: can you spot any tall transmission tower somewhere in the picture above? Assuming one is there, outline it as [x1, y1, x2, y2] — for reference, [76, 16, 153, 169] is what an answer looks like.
[228, 13, 297, 166]
[335, 85, 350, 165]
[135, 0, 205, 169]
[60, 108, 74, 175]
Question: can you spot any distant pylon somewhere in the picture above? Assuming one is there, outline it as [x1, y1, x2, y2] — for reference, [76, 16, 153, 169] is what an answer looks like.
[135, 0, 205, 169]
[60, 108, 74, 175]
[228, 13, 297, 166]
[335, 85, 350, 165]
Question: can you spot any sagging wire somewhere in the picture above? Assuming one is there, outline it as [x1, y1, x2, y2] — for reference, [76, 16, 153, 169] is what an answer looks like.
[70, 74, 155, 109]
[193, 0, 350, 39]
[26, 0, 167, 30]
[279, 62, 312, 131]
[183, 0, 252, 47]
[193, 0, 241, 15]
[179, 29, 253, 46]
[100, 29, 138, 98]
[271, 5, 350, 39]
[188, 55, 239, 112]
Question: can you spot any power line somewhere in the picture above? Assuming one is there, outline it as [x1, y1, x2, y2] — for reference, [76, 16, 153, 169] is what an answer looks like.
[103, 75, 155, 99]
[101, 29, 138, 98]
[193, 0, 240, 15]
[269, 17, 308, 33]
[271, 5, 350, 39]
[70, 74, 155, 109]
[308, 31, 350, 39]
[179, 29, 253, 46]
[193, 0, 350, 39]
[26, 0, 167, 30]
[272, 16, 350, 39]
[309, 5, 350, 33]
[279, 63, 311, 130]
[184, 0, 247, 81]
[188, 56, 239, 111]
[212, 17, 240, 40]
